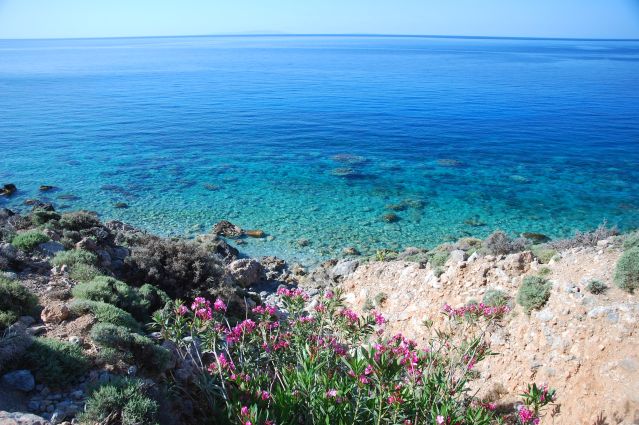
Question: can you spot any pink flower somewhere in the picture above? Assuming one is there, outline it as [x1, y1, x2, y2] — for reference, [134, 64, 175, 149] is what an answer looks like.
[387, 394, 403, 405]
[436, 416, 445, 425]
[177, 304, 188, 315]
[373, 311, 386, 326]
[324, 290, 334, 299]
[326, 389, 338, 398]
[261, 390, 271, 400]
[518, 406, 537, 424]
[340, 308, 359, 324]
[241, 406, 250, 416]
[213, 298, 227, 312]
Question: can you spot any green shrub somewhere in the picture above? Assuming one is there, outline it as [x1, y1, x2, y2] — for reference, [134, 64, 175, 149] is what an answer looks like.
[427, 250, 450, 268]
[517, 276, 551, 313]
[70, 300, 141, 332]
[614, 247, 639, 293]
[538, 266, 552, 277]
[0, 277, 38, 330]
[90, 323, 170, 370]
[72, 276, 168, 321]
[484, 230, 528, 255]
[531, 246, 557, 264]
[586, 280, 608, 295]
[20, 337, 90, 387]
[69, 263, 101, 283]
[51, 249, 97, 268]
[11, 230, 49, 252]
[30, 209, 61, 226]
[59, 211, 100, 231]
[78, 378, 159, 425]
[483, 289, 510, 307]
[623, 232, 639, 250]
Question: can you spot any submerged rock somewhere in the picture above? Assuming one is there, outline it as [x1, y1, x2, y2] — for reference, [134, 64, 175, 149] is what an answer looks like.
[330, 167, 356, 177]
[521, 232, 551, 243]
[330, 154, 366, 165]
[381, 213, 400, 223]
[114, 202, 129, 209]
[212, 220, 243, 238]
[39, 185, 55, 192]
[342, 246, 360, 256]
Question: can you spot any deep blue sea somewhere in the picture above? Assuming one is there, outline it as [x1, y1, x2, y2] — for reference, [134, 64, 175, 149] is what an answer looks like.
[1, 35, 638, 264]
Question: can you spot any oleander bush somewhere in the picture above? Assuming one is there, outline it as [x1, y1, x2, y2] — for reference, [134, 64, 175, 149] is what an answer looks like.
[70, 299, 141, 332]
[72, 276, 169, 321]
[586, 280, 608, 295]
[20, 337, 90, 387]
[51, 249, 98, 268]
[78, 378, 160, 425]
[614, 247, 639, 293]
[517, 276, 551, 313]
[90, 323, 170, 371]
[124, 235, 225, 298]
[11, 230, 49, 252]
[484, 231, 528, 256]
[59, 211, 101, 231]
[0, 277, 38, 330]
[154, 288, 555, 425]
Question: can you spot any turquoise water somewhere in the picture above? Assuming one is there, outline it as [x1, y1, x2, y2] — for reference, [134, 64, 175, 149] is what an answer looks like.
[1, 36, 638, 264]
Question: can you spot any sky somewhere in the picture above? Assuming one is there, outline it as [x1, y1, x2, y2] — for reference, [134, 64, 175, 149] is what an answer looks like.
[0, 0, 638, 40]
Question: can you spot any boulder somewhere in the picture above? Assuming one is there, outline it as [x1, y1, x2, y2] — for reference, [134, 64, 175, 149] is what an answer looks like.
[75, 237, 97, 252]
[0, 243, 18, 261]
[37, 242, 64, 256]
[1, 370, 35, 392]
[259, 256, 288, 281]
[39, 185, 55, 192]
[0, 411, 49, 425]
[40, 303, 69, 324]
[245, 229, 265, 238]
[342, 247, 360, 256]
[448, 249, 467, 264]
[227, 259, 261, 287]
[212, 220, 243, 238]
[331, 260, 359, 281]
[381, 213, 399, 223]
[0, 183, 17, 197]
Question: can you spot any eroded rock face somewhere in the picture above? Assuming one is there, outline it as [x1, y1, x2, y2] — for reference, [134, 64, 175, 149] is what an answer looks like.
[337, 245, 639, 425]
[227, 259, 261, 288]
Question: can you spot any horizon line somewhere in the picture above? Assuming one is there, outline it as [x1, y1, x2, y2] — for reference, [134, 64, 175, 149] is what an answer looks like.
[2, 33, 639, 42]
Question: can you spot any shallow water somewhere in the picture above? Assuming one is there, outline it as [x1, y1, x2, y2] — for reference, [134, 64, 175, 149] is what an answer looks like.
[1, 36, 638, 264]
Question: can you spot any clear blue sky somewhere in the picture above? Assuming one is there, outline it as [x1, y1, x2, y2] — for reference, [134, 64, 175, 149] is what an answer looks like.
[1, 0, 638, 39]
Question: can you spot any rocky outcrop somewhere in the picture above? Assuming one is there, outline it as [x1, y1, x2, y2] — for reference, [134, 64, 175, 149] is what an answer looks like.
[211, 220, 243, 238]
[227, 259, 261, 288]
[337, 243, 638, 425]
[0, 411, 50, 425]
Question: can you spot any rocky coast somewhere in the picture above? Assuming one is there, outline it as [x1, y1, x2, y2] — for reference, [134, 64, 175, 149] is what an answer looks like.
[0, 198, 637, 425]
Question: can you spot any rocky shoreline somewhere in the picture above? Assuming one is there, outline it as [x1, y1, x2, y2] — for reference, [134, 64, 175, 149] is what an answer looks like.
[0, 200, 637, 424]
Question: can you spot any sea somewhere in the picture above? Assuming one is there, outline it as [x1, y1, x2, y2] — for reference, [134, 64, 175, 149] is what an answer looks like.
[1, 35, 638, 264]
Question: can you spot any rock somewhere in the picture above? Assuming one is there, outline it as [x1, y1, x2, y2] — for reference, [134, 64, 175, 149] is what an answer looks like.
[535, 309, 554, 322]
[2, 370, 35, 392]
[37, 242, 64, 256]
[68, 336, 82, 346]
[39, 186, 55, 192]
[0, 183, 17, 197]
[41, 229, 60, 242]
[209, 238, 239, 263]
[227, 259, 261, 287]
[40, 304, 69, 324]
[0, 411, 50, 425]
[245, 229, 265, 238]
[259, 256, 288, 281]
[212, 220, 243, 237]
[330, 167, 356, 177]
[0, 243, 18, 261]
[1, 271, 18, 280]
[342, 246, 360, 256]
[381, 213, 399, 223]
[113, 202, 128, 209]
[75, 237, 97, 252]
[331, 260, 359, 280]
[448, 249, 467, 264]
